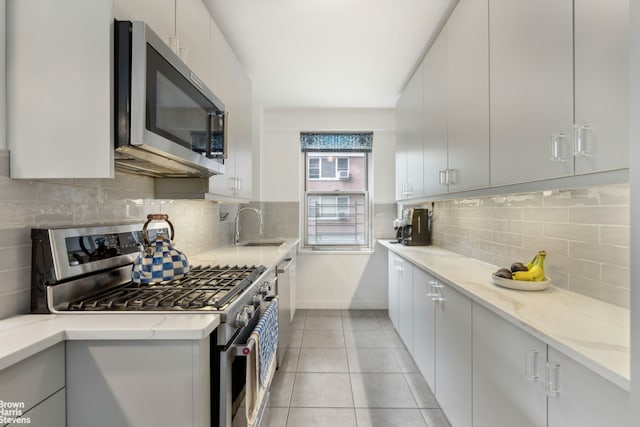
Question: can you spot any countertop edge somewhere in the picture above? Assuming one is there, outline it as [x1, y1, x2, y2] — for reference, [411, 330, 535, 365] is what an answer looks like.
[0, 238, 299, 372]
[379, 239, 630, 391]
[0, 314, 220, 372]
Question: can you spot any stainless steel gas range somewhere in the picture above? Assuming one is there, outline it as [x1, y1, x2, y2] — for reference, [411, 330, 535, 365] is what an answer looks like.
[30, 223, 277, 427]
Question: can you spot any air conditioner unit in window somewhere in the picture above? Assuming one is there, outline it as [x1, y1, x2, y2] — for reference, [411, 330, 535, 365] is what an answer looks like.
[338, 170, 350, 180]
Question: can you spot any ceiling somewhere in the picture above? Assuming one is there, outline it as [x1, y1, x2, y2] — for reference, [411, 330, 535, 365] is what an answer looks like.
[203, 0, 457, 109]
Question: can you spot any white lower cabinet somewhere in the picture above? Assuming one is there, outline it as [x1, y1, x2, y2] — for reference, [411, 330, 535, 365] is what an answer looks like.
[387, 251, 400, 328]
[387, 250, 630, 427]
[388, 251, 414, 351]
[397, 258, 414, 353]
[0, 343, 65, 427]
[434, 280, 472, 427]
[473, 303, 547, 427]
[547, 347, 630, 427]
[412, 267, 436, 388]
[6, 389, 66, 427]
[66, 339, 211, 427]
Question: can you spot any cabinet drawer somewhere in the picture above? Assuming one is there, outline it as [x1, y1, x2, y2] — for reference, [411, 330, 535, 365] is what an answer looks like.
[5, 388, 66, 427]
[0, 343, 65, 412]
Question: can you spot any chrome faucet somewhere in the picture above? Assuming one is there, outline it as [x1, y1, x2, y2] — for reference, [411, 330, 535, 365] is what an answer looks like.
[234, 207, 263, 244]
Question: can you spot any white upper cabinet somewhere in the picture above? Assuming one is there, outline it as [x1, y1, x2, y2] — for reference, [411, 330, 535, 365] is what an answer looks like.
[207, 19, 253, 200]
[395, 77, 411, 200]
[422, 29, 448, 197]
[176, 0, 212, 89]
[574, 0, 629, 174]
[114, 0, 211, 88]
[489, 0, 574, 186]
[113, 0, 174, 44]
[395, 63, 424, 200]
[395, 0, 491, 199]
[446, 0, 490, 192]
[7, 0, 114, 179]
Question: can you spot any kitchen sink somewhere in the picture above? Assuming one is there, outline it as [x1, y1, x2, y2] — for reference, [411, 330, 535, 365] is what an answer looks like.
[240, 240, 286, 247]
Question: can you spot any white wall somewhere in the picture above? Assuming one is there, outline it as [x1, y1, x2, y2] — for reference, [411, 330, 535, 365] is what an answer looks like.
[260, 108, 396, 309]
[261, 108, 396, 203]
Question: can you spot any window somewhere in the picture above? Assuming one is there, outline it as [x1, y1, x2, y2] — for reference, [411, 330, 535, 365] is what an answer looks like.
[307, 156, 350, 180]
[301, 133, 372, 249]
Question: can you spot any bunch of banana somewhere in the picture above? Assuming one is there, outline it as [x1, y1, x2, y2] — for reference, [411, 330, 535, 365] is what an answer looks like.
[513, 250, 546, 281]
[493, 250, 547, 281]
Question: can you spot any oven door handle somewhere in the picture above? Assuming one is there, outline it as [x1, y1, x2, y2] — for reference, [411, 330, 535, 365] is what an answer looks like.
[231, 339, 256, 356]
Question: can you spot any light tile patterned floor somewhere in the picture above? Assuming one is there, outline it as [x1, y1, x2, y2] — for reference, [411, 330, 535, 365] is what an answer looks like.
[266, 309, 451, 427]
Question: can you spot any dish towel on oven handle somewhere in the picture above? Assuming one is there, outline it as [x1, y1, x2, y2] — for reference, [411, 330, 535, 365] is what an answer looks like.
[246, 299, 279, 427]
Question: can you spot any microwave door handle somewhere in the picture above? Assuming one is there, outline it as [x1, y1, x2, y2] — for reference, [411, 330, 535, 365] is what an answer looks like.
[222, 111, 228, 160]
[206, 112, 213, 158]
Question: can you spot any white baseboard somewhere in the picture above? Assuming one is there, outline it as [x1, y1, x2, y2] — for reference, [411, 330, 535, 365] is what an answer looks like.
[296, 299, 387, 310]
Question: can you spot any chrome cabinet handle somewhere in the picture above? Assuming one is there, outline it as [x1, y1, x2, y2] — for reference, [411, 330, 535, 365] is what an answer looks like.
[550, 131, 570, 162]
[524, 350, 541, 381]
[429, 281, 444, 302]
[446, 169, 455, 185]
[426, 280, 437, 297]
[545, 362, 561, 397]
[574, 123, 594, 157]
[439, 170, 447, 185]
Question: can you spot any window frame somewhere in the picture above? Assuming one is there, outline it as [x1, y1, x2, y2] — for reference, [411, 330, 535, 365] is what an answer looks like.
[302, 150, 373, 251]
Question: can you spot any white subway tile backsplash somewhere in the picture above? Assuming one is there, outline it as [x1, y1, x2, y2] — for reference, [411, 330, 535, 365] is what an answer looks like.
[0, 246, 31, 271]
[0, 289, 30, 320]
[569, 241, 629, 268]
[0, 151, 224, 320]
[541, 188, 599, 207]
[543, 223, 599, 243]
[600, 226, 631, 247]
[522, 235, 569, 256]
[569, 206, 629, 226]
[0, 269, 31, 294]
[432, 183, 630, 308]
[0, 178, 37, 201]
[601, 264, 630, 289]
[492, 231, 523, 247]
[523, 207, 570, 223]
[545, 254, 601, 279]
[507, 220, 544, 236]
[568, 276, 629, 308]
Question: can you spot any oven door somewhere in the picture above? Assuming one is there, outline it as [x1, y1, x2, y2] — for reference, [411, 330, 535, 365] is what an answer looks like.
[214, 298, 277, 427]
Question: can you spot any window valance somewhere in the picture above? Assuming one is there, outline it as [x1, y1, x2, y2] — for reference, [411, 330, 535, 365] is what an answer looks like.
[300, 132, 373, 152]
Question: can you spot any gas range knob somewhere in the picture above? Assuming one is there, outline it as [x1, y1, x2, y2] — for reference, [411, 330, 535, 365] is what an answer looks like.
[243, 304, 256, 318]
[251, 293, 263, 306]
[233, 310, 249, 328]
[259, 281, 271, 295]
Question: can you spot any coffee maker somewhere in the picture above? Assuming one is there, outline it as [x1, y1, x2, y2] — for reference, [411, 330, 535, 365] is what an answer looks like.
[399, 208, 432, 246]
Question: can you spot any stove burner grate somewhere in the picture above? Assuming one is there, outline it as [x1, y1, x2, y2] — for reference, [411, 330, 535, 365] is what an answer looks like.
[67, 265, 266, 311]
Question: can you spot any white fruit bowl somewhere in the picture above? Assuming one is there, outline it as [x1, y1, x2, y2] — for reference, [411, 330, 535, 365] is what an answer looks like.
[491, 274, 551, 291]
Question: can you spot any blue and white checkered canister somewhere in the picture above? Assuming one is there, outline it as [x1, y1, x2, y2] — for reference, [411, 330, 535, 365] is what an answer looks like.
[132, 235, 190, 284]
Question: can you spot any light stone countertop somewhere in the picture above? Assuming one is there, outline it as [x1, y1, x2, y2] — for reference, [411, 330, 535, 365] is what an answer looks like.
[378, 240, 630, 391]
[0, 314, 220, 371]
[0, 238, 299, 372]
[188, 238, 299, 269]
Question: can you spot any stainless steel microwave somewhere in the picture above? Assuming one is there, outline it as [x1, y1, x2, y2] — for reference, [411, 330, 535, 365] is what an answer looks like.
[114, 20, 226, 177]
